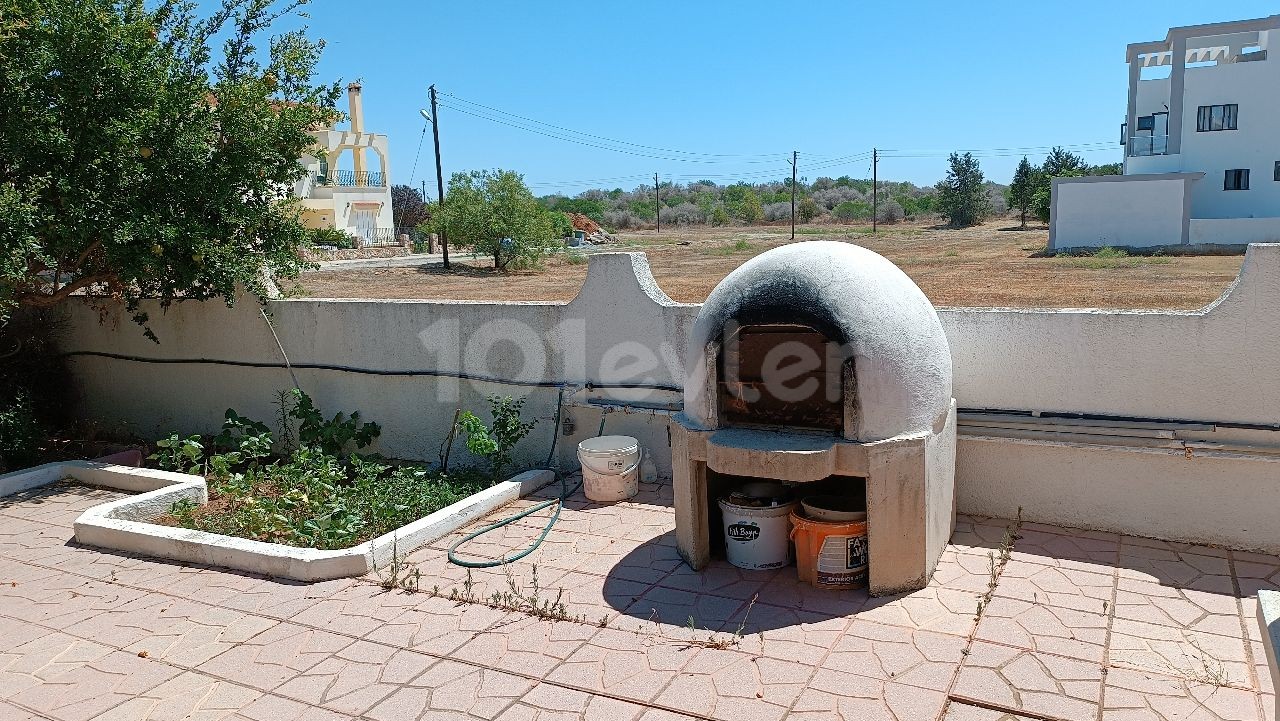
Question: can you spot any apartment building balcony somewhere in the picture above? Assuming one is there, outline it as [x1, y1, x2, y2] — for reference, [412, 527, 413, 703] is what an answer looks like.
[317, 169, 386, 188]
[1126, 134, 1170, 157]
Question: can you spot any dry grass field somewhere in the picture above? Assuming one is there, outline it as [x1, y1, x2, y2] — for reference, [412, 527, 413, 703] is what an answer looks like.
[299, 220, 1246, 309]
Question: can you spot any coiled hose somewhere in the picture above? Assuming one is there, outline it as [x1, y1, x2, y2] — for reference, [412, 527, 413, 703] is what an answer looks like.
[447, 387, 595, 568]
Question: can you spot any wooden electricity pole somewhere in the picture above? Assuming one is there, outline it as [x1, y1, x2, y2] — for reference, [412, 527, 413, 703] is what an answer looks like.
[871, 147, 878, 234]
[429, 84, 449, 269]
[790, 150, 797, 240]
[654, 172, 661, 234]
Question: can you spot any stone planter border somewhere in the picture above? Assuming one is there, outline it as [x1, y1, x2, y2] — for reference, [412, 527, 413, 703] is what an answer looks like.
[0, 460, 553, 581]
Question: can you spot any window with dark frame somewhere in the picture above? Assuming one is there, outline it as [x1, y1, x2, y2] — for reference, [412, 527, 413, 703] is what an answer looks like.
[1224, 169, 1250, 191]
[1136, 115, 1155, 131]
[1197, 104, 1238, 132]
[1274, 161, 1280, 182]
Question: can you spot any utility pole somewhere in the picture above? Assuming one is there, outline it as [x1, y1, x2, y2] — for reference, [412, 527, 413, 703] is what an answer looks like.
[421, 179, 433, 253]
[654, 172, 660, 234]
[429, 84, 449, 269]
[871, 147, 879, 234]
[790, 150, 797, 240]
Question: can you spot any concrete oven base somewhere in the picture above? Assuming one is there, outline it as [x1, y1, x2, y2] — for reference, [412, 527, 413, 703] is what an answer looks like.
[672, 401, 957, 596]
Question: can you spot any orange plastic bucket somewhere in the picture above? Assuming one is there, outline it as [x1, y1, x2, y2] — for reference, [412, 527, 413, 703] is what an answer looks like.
[789, 511, 868, 590]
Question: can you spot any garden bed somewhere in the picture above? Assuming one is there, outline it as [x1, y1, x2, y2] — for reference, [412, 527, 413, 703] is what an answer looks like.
[0, 460, 553, 581]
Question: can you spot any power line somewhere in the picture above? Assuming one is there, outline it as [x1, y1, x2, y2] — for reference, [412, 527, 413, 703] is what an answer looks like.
[440, 91, 783, 160]
[437, 101, 794, 165]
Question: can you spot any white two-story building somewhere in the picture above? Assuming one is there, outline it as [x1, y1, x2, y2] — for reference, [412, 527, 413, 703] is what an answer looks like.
[293, 82, 396, 246]
[1050, 15, 1280, 250]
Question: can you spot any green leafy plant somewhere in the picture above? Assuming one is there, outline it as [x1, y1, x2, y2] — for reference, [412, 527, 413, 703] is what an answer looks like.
[288, 389, 380, 456]
[456, 395, 537, 482]
[150, 434, 205, 474]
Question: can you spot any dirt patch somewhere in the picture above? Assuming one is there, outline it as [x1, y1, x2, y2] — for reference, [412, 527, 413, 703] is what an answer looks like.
[299, 220, 1245, 310]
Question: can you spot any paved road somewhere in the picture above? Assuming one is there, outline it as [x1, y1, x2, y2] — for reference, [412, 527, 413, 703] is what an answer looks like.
[309, 250, 484, 272]
[310, 243, 612, 272]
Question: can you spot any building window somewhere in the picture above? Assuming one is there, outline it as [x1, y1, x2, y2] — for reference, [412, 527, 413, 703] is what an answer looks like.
[1197, 104, 1238, 132]
[1136, 115, 1155, 131]
[1274, 161, 1280, 182]
[1224, 169, 1250, 191]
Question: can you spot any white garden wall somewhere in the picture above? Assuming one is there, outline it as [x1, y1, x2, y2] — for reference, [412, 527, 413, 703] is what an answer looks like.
[60, 245, 1280, 551]
[1049, 174, 1197, 250]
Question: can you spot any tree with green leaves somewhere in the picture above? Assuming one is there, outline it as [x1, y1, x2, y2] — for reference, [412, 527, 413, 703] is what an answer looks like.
[1041, 147, 1088, 177]
[1032, 147, 1089, 224]
[1008, 156, 1038, 228]
[935, 152, 991, 228]
[429, 169, 560, 270]
[0, 0, 341, 331]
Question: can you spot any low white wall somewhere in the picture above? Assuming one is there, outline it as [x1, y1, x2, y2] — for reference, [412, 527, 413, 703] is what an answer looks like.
[1049, 174, 1196, 250]
[1191, 217, 1280, 245]
[936, 243, 1280, 426]
[59, 244, 1280, 551]
[958, 437, 1280, 551]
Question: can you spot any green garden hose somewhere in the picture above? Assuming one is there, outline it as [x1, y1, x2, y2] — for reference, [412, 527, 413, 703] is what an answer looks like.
[447, 387, 595, 568]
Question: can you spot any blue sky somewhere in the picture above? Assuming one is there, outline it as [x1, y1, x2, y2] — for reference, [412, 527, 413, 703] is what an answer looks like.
[252, 1, 1275, 196]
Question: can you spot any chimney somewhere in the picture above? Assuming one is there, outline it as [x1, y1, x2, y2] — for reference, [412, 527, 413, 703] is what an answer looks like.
[347, 82, 366, 177]
[347, 82, 365, 133]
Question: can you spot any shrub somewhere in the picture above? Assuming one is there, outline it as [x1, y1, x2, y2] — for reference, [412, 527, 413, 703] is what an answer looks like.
[457, 395, 537, 482]
[604, 209, 643, 229]
[874, 198, 904, 224]
[658, 202, 705, 226]
[813, 186, 864, 210]
[709, 205, 730, 227]
[833, 200, 872, 222]
[763, 202, 792, 222]
[0, 388, 41, 471]
[308, 226, 357, 249]
[798, 197, 821, 222]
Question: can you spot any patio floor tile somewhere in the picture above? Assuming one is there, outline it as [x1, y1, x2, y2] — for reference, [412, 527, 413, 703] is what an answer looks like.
[974, 594, 1110, 662]
[789, 668, 948, 720]
[820, 617, 968, 690]
[364, 658, 535, 721]
[1109, 617, 1253, 688]
[1102, 665, 1260, 720]
[952, 640, 1103, 721]
[2, 480, 1278, 719]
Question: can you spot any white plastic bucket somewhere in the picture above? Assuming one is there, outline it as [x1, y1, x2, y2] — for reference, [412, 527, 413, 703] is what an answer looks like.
[577, 435, 641, 502]
[718, 497, 797, 570]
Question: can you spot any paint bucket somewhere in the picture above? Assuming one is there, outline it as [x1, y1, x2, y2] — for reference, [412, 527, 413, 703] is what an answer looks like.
[577, 435, 641, 502]
[718, 491, 797, 571]
[790, 510, 868, 589]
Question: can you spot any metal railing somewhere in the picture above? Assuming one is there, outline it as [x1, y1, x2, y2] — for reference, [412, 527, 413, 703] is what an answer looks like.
[1127, 135, 1169, 157]
[358, 228, 399, 246]
[317, 169, 386, 187]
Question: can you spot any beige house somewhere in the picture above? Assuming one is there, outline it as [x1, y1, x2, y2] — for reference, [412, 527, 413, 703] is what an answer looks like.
[293, 82, 395, 245]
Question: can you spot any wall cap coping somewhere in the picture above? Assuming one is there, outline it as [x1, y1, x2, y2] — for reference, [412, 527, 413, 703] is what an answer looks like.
[1052, 172, 1205, 186]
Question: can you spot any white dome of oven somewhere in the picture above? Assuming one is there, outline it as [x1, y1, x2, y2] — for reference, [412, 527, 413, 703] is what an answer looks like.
[684, 241, 953, 442]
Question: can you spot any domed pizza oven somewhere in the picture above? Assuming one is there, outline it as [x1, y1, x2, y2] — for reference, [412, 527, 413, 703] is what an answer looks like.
[672, 242, 957, 595]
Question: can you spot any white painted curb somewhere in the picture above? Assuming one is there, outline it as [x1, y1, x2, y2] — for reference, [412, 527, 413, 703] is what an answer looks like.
[0, 461, 554, 582]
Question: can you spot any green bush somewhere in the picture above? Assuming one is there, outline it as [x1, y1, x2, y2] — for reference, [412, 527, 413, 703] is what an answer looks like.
[308, 226, 357, 249]
[0, 388, 41, 471]
[798, 197, 820, 222]
[833, 200, 871, 222]
[457, 395, 537, 482]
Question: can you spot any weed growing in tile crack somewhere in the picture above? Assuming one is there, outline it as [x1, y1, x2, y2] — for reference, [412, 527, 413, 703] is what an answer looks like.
[1164, 636, 1231, 687]
[975, 506, 1023, 619]
[370, 537, 423, 593]
[657, 594, 760, 650]
[432, 566, 589, 624]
